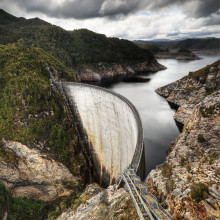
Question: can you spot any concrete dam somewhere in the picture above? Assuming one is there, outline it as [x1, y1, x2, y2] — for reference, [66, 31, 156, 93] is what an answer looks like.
[55, 82, 145, 186]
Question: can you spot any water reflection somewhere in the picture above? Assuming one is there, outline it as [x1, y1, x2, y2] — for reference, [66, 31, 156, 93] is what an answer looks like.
[108, 55, 219, 177]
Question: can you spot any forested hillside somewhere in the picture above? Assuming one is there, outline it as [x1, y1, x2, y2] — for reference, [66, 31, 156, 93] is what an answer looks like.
[0, 41, 89, 219]
[0, 9, 154, 67]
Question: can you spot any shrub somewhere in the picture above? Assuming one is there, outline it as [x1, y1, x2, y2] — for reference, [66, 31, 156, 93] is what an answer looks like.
[178, 48, 191, 53]
[0, 184, 45, 220]
[202, 155, 207, 163]
[198, 134, 205, 143]
[165, 180, 174, 193]
[162, 164, 172, 178]
[180, 157, 186, 166]
[209, 158, 213, 165]
[190, 182, 208, 202]
[187, 165, 191, 172]
[187, 175, 192, 182]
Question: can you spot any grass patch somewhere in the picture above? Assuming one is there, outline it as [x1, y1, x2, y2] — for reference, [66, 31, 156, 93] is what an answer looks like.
[0, 184, 45, 220]
[190, 182, 208, 202]
[162, 164, 173, 178]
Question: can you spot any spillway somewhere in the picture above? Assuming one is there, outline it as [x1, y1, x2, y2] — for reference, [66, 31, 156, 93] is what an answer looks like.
[57, 82, 144, 186]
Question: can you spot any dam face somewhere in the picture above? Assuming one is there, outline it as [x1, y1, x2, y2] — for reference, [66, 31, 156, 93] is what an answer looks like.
[61, 82, 144, 186]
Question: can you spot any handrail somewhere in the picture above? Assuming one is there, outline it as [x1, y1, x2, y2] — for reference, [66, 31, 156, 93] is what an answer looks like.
[117, 168, 173, 220]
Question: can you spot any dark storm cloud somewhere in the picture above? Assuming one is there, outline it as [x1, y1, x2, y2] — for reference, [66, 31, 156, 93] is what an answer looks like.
[142, 0, 220, 18]
[99, 0, 141, 16]
[1, 0, 220, 19]
[190, 0, 220, 17]
[14, 0, 104, 19]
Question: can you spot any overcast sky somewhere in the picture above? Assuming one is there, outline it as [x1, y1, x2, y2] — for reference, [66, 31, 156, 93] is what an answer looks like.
[1, 0, 220, 40]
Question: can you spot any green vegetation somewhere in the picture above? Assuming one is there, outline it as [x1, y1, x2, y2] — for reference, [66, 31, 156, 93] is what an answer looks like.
[205, 85, 219, 95]
[187, 164, 191, 172]
[202, 155, 207, 163]
[200, 105, 215, 117]
[189, 59, 220, 82]
[47, 187, 86, 219]
[0, 184, 45, 220]
[197, 134, 205, 143]
[178, 48, 191, 53]
[0, 182, 86, 220]
[209, 152, 218, 165]
[187, 175, 192, 182]
[190, 182, 208, 202]
[0, 9, 154, 68]
[0, 41, 79, 167]
[162, 164, 173, 178]
[0, 144, 19, 164]
[180, 157, 186, 166]
[135, 43, 165, 53]
[0, 40, 88, 219]
[135, 41, 199, 59]
[165, 179, 174, 193]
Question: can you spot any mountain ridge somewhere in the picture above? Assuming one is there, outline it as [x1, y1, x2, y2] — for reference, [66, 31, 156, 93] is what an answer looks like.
[135, 38, 220, 52]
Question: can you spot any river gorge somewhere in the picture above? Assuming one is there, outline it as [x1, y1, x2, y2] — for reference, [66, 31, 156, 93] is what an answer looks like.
[108, 54, 219, 177]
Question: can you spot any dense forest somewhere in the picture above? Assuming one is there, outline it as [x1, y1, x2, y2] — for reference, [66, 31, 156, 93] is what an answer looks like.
[0, 9, 154, 67]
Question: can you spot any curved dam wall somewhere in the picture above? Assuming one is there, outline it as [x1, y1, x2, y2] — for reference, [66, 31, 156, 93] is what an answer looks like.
[59, 82, 145, 186]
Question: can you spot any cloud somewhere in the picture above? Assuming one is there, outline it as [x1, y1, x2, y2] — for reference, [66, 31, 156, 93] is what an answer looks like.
[189, 0, 220, 17]
[2, 0, 104, 19]
[0, 0, 219, 41]
[99, 0, 140, 16]
[1, 0, 220, 19]
[42, 10, 220, 40]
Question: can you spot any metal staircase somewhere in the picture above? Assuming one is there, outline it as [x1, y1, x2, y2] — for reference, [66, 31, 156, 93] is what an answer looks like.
[116, 167, 173, 220]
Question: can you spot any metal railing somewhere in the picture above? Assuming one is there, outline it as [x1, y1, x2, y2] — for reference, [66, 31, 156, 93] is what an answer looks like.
[117, 167, 173, 220]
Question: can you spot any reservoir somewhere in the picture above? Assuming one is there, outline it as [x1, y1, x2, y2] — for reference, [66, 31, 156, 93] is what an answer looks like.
[108, 55, 220, 177]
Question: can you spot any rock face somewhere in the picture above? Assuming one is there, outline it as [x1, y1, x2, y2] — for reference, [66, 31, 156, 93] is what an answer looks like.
[0, 140, 79, 201]
[57, 183, 138, 220]
[147, 59, 220, 219]
[77, 60, 165, 85]
[156, 60, 220, 126]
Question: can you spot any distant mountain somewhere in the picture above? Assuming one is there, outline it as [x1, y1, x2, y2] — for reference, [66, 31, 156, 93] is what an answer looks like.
[135, 38, 220, 52]
[0, 9, 154, 68]
[134, 42, 201, 60]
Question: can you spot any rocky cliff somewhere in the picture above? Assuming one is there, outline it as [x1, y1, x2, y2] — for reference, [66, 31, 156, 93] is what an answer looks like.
[146, 60, 220, 219]
[57, 183, 138, 220]
[76, 59, 165, 85]
[0, 140, 78, 201]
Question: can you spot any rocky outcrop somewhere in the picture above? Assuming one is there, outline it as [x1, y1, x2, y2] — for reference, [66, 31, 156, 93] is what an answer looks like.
[0, 140, 79, 201]
[156, 59, 220, 126]
[146, 60, 220, 219]
[76, 60, 165, 85]
[57, 183, 138, 220]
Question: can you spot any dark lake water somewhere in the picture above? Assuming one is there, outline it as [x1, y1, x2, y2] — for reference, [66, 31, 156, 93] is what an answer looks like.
[108, 55, 219, 178]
